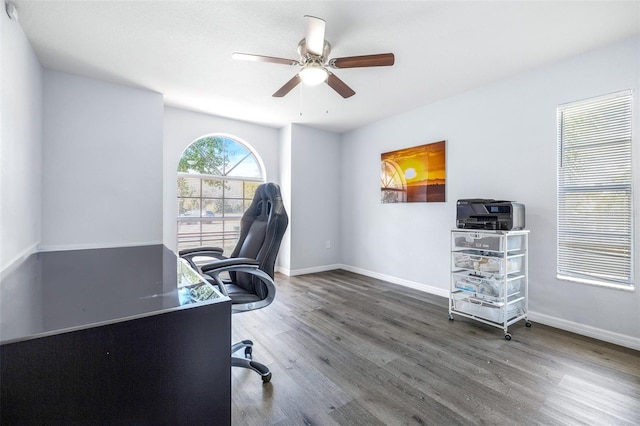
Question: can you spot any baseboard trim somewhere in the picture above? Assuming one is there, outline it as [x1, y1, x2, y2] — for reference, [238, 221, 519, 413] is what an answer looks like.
[275, 266, 291, 276]
[38, 241, 164, 252]
[1, 242, 40, 279]
[282, 263, 639, 350]
[280, 264, 342, 277]
[339, 264, 450, 298]
[527, 311, 640, 351]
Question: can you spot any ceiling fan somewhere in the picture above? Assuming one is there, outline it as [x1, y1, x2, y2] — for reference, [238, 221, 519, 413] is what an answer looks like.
[232, 15, 395, 99]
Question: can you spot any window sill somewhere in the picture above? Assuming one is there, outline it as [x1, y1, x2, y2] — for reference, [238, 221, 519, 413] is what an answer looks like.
[557, 274, 635, 292]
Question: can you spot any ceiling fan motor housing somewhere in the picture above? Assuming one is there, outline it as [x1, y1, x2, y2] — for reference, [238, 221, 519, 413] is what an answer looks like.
[297, 39, 331, 64]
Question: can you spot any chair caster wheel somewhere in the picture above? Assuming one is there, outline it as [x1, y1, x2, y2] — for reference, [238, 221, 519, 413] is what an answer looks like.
[262, 372, 272, 383]
[245, 347, 252, 359]
[525, 321, 532, 328]
[448, 314, 454, 321]
[505, 333, 512, 340]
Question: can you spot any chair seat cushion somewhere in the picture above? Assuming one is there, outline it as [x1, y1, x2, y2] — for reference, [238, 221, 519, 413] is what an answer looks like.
[225, 284, 262, 305]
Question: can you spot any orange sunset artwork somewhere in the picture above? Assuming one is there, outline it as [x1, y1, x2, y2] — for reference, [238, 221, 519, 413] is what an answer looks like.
[380, 140, 446, 203]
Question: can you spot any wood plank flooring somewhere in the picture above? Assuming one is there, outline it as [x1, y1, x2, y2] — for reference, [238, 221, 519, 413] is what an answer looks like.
[231, 270, 639, 425]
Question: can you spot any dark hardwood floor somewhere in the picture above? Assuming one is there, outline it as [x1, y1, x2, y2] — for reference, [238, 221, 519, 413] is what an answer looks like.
[231, 270, 639, 425]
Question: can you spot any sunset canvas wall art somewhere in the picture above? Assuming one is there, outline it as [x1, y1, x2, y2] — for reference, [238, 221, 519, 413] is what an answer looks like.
[380, 140, 446, 203]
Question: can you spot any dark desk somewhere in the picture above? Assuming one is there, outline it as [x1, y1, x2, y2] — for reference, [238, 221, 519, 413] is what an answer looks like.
[0, 245, 231, 425]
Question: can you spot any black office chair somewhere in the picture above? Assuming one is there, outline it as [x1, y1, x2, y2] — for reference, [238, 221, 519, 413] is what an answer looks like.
[180, 182, 288, 383]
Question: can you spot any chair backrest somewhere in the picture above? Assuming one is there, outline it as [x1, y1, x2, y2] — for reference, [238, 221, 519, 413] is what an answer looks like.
[230, 183, 288, 297]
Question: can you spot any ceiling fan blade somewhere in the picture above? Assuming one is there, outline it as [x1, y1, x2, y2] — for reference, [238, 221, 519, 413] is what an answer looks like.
[273, 75, 302, 97]
[304, 15, 326, 56]
[232, 52, 298, 66]
[329, 53, 395, 69]
[326, 72, 355, 98]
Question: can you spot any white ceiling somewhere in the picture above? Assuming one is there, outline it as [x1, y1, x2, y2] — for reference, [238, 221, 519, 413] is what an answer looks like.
[10, 0, 640, 133]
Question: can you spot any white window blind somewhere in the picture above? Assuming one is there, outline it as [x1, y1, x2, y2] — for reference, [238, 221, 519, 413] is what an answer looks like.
[557, 90, 634, 288]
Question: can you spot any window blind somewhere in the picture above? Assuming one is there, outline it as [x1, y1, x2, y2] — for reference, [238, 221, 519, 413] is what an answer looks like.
[557, 90, 634, 288]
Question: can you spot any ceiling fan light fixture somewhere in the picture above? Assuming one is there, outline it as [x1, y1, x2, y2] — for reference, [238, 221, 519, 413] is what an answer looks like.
[299, 62, 328, 86]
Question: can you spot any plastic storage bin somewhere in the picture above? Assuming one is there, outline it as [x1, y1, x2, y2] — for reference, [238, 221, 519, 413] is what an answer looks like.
[452, 295, 524, 323]
[452, 271, 523, 299]
[452, 251, 524, 275]
[452, 231, 523, 252]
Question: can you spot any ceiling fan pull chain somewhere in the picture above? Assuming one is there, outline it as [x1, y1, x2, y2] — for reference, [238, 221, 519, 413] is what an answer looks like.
[299, 84, 303, 116]
[325, 83, 329, 114]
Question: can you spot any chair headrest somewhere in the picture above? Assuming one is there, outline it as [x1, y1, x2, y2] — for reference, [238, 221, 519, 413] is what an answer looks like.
[257, 182, 281, 201]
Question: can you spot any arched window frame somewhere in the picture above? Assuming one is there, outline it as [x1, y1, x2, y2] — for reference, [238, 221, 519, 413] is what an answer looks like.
[176, 134, 266, 252]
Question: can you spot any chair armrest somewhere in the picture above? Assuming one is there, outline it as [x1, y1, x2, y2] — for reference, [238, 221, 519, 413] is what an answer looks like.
[179, 246, 224, 256]
[179, 247, 227, 271]
[200, 257, 259, 273]
[200, 258, 275, 313]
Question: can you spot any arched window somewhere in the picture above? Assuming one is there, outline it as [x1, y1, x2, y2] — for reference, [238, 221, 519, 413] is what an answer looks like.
[177, 135, 265, 252]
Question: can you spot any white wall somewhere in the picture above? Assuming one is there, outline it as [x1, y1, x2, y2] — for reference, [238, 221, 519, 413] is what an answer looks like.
[287, 124, 342, 274]
[340, 36, 640, 348]
[162, 106, 281, 252]
[278, 124, 293, 272]
[0, 11, 43, 272]
[41, 70, 164, 250]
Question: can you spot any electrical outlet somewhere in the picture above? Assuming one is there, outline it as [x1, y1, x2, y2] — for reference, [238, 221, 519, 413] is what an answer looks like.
[325, 240, 331, 249]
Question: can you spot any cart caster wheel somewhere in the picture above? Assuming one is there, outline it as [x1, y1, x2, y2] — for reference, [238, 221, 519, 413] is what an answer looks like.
[504, 333, 512, 341]
[244, 347, 252, 359]
[262, 372, 272, 383]
[448, 314, 454, 321]
[525, 321, 532, 328]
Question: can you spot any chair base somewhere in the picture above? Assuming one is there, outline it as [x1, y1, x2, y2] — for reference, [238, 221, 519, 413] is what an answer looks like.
[231, 339, 272, 383]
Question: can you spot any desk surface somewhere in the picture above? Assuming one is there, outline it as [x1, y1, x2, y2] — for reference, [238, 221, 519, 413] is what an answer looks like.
[0, 245, 228, 344]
